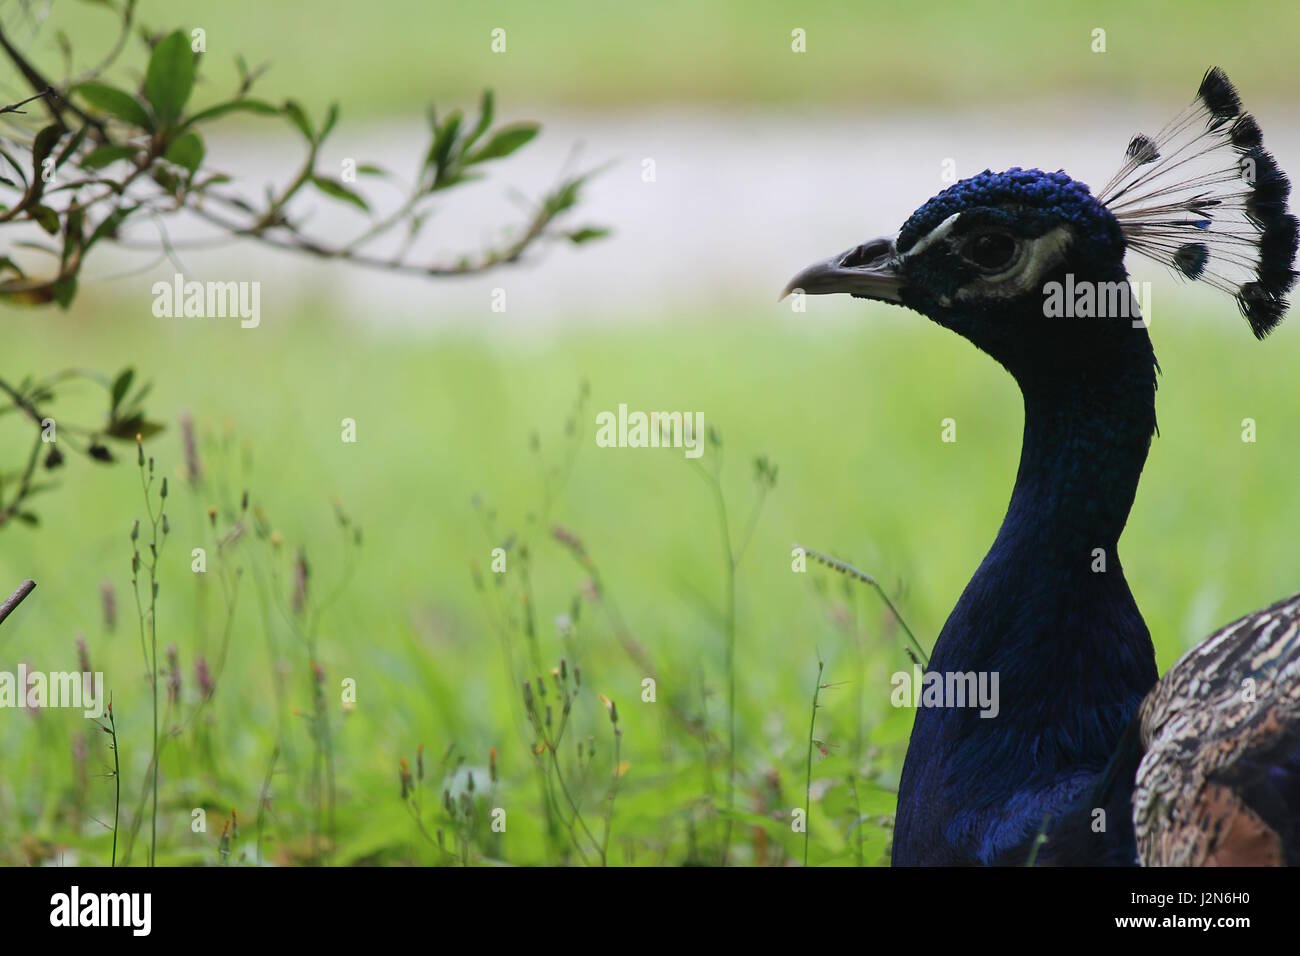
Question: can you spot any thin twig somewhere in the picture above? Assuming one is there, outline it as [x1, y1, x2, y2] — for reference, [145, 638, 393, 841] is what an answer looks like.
[0, 88, 53, 116]
[0, 579, 36, 627]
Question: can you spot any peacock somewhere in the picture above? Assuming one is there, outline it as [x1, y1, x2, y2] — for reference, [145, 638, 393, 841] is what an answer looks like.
[783, 68, 1300, 866]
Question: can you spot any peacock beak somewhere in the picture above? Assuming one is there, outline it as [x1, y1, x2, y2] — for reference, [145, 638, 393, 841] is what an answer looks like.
[779, 236, 903, 303]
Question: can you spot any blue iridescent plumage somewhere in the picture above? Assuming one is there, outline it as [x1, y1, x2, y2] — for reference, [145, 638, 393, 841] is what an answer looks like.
[897, 168, 1117, 253]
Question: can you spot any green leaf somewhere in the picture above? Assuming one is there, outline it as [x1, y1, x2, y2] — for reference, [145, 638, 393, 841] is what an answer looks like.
[190, 173, 232, 197]
[540, 179, 582, 217]
[1, 145, 30, 190]
[81, 144, 137, 170]
[125, 381, 153, 414]
[567, 226, 610, 244]
[104, 414, 164, 441]
[110, 368, 134, 412]
[282, 100, 314, 141]
[31, 125, 62, 175]
[144, 31, 196, 125]
[465, 122, 539, 164]
[52, 275, 77, 309]
[164, 131, 205, 174]
[73, 82, 153, 129]
[543, 177, 584, 216]
[151, 166, 181, 195]
[26, 126, 61, 205]
[55, 125, 89, 169]
[29, 204, 60, 235]
[87, 204, 137, 248]
[183, 98, 278, 127]
[318, 102, 340, 143]
[464, 90, 495, 151]
[62, 205, 85, 265]
[426, 109, 463, 180]
[309, 175, 369, 212]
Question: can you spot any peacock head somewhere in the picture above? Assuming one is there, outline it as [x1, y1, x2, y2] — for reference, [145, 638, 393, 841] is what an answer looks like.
[783, 68, 1298, 383]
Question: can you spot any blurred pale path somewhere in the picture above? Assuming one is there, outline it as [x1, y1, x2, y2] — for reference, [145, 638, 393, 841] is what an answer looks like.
[65, 100, 1300, 330]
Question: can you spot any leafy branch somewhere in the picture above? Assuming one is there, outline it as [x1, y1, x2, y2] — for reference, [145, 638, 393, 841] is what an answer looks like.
[0, 367, 161, 529]
[0, 6, 607, 307]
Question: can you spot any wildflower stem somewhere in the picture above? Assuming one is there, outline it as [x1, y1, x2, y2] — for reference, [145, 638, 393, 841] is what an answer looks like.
[256, 746, 279, 866]
[847, 774, 865, 868]
[804, 658, 825, 867]
[547, 747, 602, 862]
[600, 730, 622, 865]
[690, 459, 739, 864]
[132, 449, 167, 867]
[108, 701, 120, 867]
[795, 543, 930, 667]
[149, 608, 158, 866]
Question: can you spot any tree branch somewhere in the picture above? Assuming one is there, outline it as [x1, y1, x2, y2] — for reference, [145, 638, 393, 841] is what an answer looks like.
[0, 579, 36, 628]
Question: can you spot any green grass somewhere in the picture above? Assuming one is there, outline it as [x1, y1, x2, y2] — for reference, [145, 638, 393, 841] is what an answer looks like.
[10, 0, 1300, 116]
[2, 297, 1297, 865]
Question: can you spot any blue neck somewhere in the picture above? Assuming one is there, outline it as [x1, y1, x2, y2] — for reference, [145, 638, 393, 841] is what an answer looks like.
[893, 337, 1161, 865]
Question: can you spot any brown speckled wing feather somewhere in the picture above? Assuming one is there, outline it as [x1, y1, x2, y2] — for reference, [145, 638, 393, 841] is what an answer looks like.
[1133, 592, 1300, 866]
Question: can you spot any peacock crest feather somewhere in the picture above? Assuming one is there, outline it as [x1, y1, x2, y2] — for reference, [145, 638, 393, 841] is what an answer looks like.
[1098, 67, 1299, 338]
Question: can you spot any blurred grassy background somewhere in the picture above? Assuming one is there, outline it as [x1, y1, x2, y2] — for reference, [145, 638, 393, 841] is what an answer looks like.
[11, 0, 1300, 112]
[1, 0, 1298, 866]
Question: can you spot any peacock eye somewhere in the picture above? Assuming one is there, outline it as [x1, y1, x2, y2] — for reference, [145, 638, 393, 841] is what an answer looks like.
[960, 232, 1018, 272]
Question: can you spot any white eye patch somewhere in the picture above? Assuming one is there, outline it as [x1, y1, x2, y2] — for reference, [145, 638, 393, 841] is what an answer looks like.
[905, 213, 963, 257]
